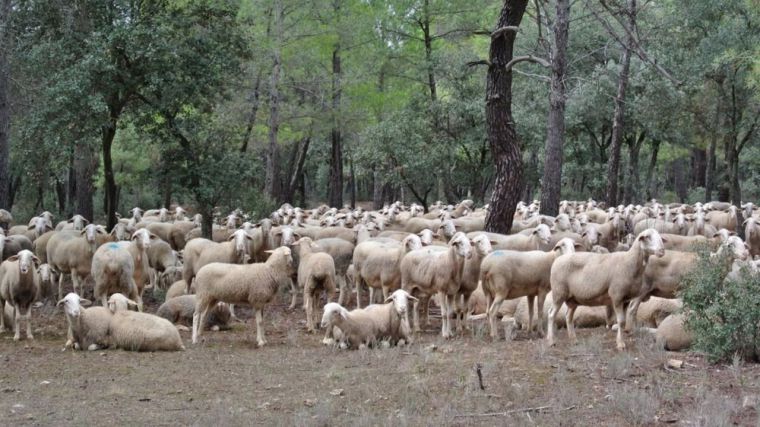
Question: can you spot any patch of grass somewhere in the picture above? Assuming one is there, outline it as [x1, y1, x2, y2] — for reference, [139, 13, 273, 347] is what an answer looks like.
[692, 387, 738, 427]
[609, 384, 659, 426]
[606, 352, 634, 379]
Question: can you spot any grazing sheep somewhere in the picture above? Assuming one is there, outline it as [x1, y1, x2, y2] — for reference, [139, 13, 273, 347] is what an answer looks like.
[321, 289, 417, 349]
[168, 220, 199, 250]
[92, 242, 140, 311]
[480, 238, 581, 339]
[292, 237, 337, 335]
[57, 293, 111, 351]
[401, 232, 472, 338]
[166, 280, 191, 300]
[158, 266, 183, 292]
[157, 295, 231, 331]
[547, 229, 666, 350]
[47, 224, 109, 300]
[192, 247, 295, 346]
[0, 250, 41, 340]
[147, 239, 180, 289]
[107, 294, 185, 351]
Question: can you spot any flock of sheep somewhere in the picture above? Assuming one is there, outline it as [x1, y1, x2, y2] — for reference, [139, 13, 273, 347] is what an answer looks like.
[0, 197, 758, 354]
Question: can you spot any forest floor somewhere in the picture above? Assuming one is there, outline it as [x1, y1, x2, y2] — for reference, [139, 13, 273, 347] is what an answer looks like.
[0, 288, 758, 426]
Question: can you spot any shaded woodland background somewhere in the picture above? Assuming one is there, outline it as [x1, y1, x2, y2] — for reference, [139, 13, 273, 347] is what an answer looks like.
[0, 0, 758, 228]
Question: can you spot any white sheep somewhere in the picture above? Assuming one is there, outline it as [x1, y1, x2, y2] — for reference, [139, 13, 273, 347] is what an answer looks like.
[157, 295, 231, 332]
[57, 293, 112, 351]
[47, 224, 109, 299]
[455, 234, 493, 331]
[91, 241, 140, 310]
[192, 247, 295, 346]
[400, 232, 472, 338]
[649, 313, 692, 351]
[320, 289, 417, 349]
[291, 237, 337, 335]
[0, 250, 41, 340]
[744, 217, 760, 259]
[480, 238, 581, 339]
[492, 224, 553, 251]
[547, 229, 666, 350]
[106, 293, 185, 351]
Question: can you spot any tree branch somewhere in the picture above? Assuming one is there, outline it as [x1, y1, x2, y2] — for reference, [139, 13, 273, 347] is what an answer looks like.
[491, 26, 519, 39]
[737, 108, 760, 153]
[503, 55, 550, 72]
[467, 59, 492, 67]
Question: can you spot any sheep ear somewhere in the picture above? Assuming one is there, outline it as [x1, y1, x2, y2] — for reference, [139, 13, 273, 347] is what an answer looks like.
[729, 231, 737, 236]
[574, 243, 584, 250]
[264, 250, 275, 254]
[32, 255, 41, 266]
[80, 298, 92, 307]
[127, 299, 138, 307]
[82, 218, 90, 225]
[27, 224, 35, 230]
[274, 231, 282, 237]
[227, 233, 237, 241]
[245, 234, 253, 240]
[293, 232, 302, 239]
[56, 298, 66, 306]
[407, 294, 419, 302]
[712, 232, 721, 238]
[6, 255, 18, 262]
[660, 236, 669, 243]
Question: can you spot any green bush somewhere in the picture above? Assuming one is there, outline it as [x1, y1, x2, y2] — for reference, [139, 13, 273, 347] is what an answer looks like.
[680, 251, 760, 363]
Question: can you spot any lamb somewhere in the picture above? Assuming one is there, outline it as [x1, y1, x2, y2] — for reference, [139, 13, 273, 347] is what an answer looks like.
[0, 250, 41, 340]
[320, 289, 417, 349]
[291, 237, 337, 335]
[91, 241, 140, 311]
[57, 293, 111, 351]
[192, 247, 295, 346]
[547, 229, 666, 350]
[400, 232, 472, 338]
[480, 238, 581, 340]
[157, 295, 231, 332]
[650, 313, 692, 351]
[47, 224, 109, 300]
[107, 294, 185, 351]
[353, 235, 424, 308]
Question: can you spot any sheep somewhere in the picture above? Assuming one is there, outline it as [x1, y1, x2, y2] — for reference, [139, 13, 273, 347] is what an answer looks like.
[158, 266, 183, 291]
[547, 229, 666, 350]
[110, 222, 134, 241]
[166, 280, 191, 300]
[192, 247, 295, 346]
[650, 313, 691, 351]
[706, 205, 739, 231]
[91, 241, 140, 311]
[0, 250, 41, 340]
[512, 292, 607, 331]
[315, 227, 357, 244]
[313, 238, 354, 306]
[635, 297, 682, 328]
[33, 230, 56, 263]
[168, 220, 199, 250]
[491, 224, 553, 251]
[1, 233, 27, 262]
[6, 234, 33, 252]
[725, 259, 760, 282]
[404, 217, 441, 234]
[47, 224, 109, 300]
[291, 237, 337, 335]
[633, 218, 680, 236]
[106, 294, 185, 351]
[400, 232, 472, 338]
[455, 234, 493, 331]
[183, 229, 252, 294]
[55, 214, 89, 231]
[181, 237, 216, 293]
[480, 238, 581, 339]
[37, 263, 57, 301]
[687, 211, 717, 237]
[146, 239, 180, 289]
[157, 295, 231, 332]
[0, 208, 12, 232]
[57, 293, 111, 351]
[320, 289, 417, 349]
[145, 222, 174, 243]
[25, 216, 54, 240]
[353, 235, 424, 308]
[744, 217, 760, 259]
[659, 233, 710, 251]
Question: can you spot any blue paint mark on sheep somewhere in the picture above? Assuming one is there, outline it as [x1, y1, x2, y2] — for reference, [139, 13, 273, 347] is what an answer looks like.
[492, 250, 506, 256]
[107, 243, 120, 250]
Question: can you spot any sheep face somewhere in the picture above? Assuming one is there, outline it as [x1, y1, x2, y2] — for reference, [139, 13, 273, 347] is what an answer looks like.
[581, 225, 599, 246]
[418, 229, 436, 246]
[131, 229, 156, 251]
[449, 232, 472, 259]
[636, 229, 665, 257]
[57, 293, 91, 318]
[276, 226, 300, 246]
[111, 223, 132, 241]
[402, 234, 423, 252]
[8, 250, 40, 274]
[673, 213, 688, 232]
[130, 207, 143, 220]
[321, 302, 348, 328]
[229, 229, 253, 260]
[385, 289, 418, 317]
[28, 216, 52, 237]
[159, 208, 169, 222]
[38, 263, 54, 282]
[81, 224, 106, 244]
[174, 207, 187, 220]
[554, 214, 571, 232]
[471, 234, 493, 257]
[69, 215, 89, 230]
[107, 293, 138, 313]
[553, 237, 580, 255]
[438, 220, 457, 239]
[225, 214, 238, 229]
[533, 224, 553, 245]
[713, 229, 734, 243]
[724, 236, 750, 261]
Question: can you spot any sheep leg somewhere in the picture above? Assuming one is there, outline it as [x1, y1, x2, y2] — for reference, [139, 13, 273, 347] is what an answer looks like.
[412, 300, 421, 333]
[0, 298, 6, 332]
[193, 304, 210, 344]
[536, 290, 548, 337]
[422, 296, 430, 328]
[12, 305, 21, 341]
[355, 276, 362, 309]
[229, 305, 242, 322]
[526, 295, 535, 334]
[438, 291, 450, 338]
[546, 299, 563, 347]
[57, 272, 65, 302]
[304, 288, 314, 333]
[605, 305, 615, 329]
[368, 287, 375, 306]
[613, 302, 627, 350]
[288, 278, 298, 310]
[255, 308, 267, 347]
[24, 306, 33, 340]
[71, 271, 80, 296]
[565, 303, 577, 343]
[624, 297, 641, 333]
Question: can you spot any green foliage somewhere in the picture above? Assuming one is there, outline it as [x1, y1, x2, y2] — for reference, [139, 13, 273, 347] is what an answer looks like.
[680, 251, 760, 363]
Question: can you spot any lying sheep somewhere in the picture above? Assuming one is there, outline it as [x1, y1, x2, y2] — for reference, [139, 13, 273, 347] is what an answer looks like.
[401, 232, 472, 338]
[649, 313, 691, 351]
[57, 293, 111, 351]
[512, 292, 607, 331]
[157, 295, 231, 332]
[106, 293, 185, 351]
[547, 229, 666, 350]
[321, 289, 417, 349]
[0, 250, 41, 340]
[480, 238, 581, 340]
[292, 237, 337, 335]
[192, 247, 295, 346]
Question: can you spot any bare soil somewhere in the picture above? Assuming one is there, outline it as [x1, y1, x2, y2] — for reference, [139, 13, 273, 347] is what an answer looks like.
[1, 290, 758, 426]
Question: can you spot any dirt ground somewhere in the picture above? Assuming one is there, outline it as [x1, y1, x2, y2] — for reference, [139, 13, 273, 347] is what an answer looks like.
[1, 289, 758, 427]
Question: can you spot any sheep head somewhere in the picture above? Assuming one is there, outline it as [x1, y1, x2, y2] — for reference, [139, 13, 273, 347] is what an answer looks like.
[581, 224, 599, 246]
[438, 220, 458, 239]
[57, 292, 92, 318]
[131, 229, 156, 251]
[27, 216, 52, 237]
[37, 263, 54, 282]
[417, 229, 437, 246]
[81, 224, 105, 244]
[448, 232, 472, 259]
[721, 236, 750, 261]
[712, 229, 735, 243]
[321, 302, 349, 328]
[7, 250, 40, 274]
[553, 237, 582, 255]
[402, 234, 423, 252]
[68, 214, 89, 230]
[229, 229, 253, 261]
[470, 234, 493, 257]
[532, 224, 553, 245]
[107, 293, 139, 313]
[635, 229, 666, 258]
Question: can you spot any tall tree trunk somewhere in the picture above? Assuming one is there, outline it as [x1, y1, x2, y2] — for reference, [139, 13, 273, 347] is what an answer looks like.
[372, 168, 383, 209]
[623, 132, 644, 204]
[67, 154, 76, 216]
[102, 110, 119, 230]
[691, 148, 706, 188]
[74, 142, 96, 221]
[422, 0, 437, 103]
[605, 0, 636, 207]
[673, 158, 688, 203]
[162, 172, 171, 208]
[264, 0, 283, 200]
[55, 178, 66, 214]
[241, 69, 263, 153]
[705, 132, 716, 202]
[328, 41, 343, 208]
[485, 0, 528, 234]
[644, 139, 659, 201]
[284, 136, 311, 203]
[540, 0, 570, 217]
[0, 0, 10, 210]
[349, 157, 356, 209]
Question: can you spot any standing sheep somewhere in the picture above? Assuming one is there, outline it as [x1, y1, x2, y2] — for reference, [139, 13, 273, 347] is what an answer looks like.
[91, 242, 140, 311]
[47, 224, 109, 300]
[455, 234, 493, 331]
[0, 250, 41, 340]
[292, 237, 337, 335]
[192, 247, 295, 346]
[401, 232, 472, 338]
[547, 229, 666, 350]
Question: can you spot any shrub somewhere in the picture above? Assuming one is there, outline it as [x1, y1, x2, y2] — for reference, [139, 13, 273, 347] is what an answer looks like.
[680, 250, 760, 362]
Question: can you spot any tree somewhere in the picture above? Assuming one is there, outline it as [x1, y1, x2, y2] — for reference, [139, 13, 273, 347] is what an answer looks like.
[540, 0, 570, 216]
[485, 0, 529, 233]
[0, 0, 10, 210]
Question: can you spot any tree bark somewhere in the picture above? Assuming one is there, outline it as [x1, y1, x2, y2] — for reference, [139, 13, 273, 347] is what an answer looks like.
[0, 0, 11, 210]
[605, 0, 636, 207]
[485, 0, 528, 234]
[421, 0, 437, 103]
[264, 0, 283, 200]
[328, 40, 343, 208]
[623, 132, 645, 204]
[540, 0, 569, 217]
[74, 142, 97, 221]
[102, 108, 119, 230]
[644, 139, 659, 201]
[283, 136, 311, 203]
[240, 69, 263, 153]
[705, 132, 716, 202]
[372, 168, 383, 209]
